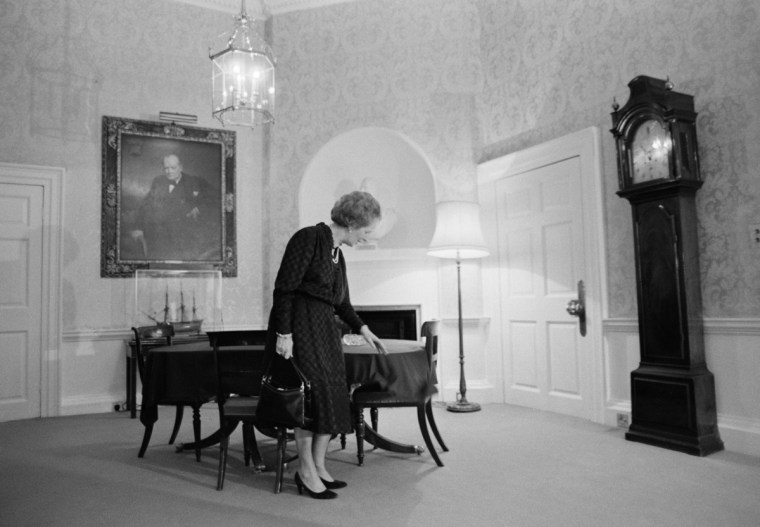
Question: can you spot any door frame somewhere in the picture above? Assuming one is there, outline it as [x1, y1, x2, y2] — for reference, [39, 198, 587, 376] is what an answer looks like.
[0, 162, 64, 418]
[478, 127, 607, 423]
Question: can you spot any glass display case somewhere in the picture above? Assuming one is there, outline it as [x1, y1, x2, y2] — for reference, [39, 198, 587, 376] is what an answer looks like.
[133, 268, 223, 333]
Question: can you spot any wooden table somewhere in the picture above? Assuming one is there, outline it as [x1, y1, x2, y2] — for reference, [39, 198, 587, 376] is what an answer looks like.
[139, 338, 433, 456]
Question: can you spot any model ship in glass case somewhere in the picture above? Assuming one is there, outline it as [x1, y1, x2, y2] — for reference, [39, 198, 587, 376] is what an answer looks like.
[141, 283, 204, 333]
[133, 269, 223, 333]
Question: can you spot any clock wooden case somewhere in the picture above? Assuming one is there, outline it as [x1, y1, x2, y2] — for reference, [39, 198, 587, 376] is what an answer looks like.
[610, 75, 723, 456]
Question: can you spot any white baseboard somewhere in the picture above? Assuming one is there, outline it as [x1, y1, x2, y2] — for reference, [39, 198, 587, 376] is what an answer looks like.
[59, 395, 122, 416]
[716, 414, 760, 458]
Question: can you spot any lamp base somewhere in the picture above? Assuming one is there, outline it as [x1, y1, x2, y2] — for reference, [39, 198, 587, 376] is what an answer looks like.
[446, 400, 481, 413]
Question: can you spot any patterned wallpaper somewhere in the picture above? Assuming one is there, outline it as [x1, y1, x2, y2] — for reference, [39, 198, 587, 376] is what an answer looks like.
[269, 0, 760, 318]
[1, 0, 759, 331]
[475, 0, 760, 318]
[0, 0, 266, 330]
[266, 0, 484, 306]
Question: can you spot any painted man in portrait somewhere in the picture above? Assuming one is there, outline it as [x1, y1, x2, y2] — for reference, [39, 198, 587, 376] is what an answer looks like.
[128, 154, 220, 261]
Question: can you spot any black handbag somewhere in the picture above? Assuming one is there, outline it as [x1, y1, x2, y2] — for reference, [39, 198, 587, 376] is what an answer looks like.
[256, 359, 312, 428]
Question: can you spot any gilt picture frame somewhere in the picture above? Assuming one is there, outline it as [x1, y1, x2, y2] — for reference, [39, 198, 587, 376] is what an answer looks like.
[101, 115, 237, 277]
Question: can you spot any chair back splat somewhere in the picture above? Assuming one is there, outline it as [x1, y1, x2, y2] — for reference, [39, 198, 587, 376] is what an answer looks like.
[421, 319, 440, 368]
[210, 330, 269, 398]
[207, 330, 292, 493]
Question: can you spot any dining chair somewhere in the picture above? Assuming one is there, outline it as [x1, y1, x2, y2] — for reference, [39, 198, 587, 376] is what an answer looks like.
[133, 324, 207, 461]
[208, 330, 292, 492]
[351, 320, 448, 467]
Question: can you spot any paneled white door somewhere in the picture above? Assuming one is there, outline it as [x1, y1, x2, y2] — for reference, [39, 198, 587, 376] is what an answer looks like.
[495, 157, 590, 417]
[0, 182, 43, 421]
[479, 127, 604, 422]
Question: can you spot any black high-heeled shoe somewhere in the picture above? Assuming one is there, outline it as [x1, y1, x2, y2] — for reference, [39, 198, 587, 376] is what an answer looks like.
[294, 472, 338, 499]
[320, 477, 348, 490]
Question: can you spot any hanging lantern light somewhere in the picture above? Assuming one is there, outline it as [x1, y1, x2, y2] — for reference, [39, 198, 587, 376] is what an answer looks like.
[209, 0, 275, 127]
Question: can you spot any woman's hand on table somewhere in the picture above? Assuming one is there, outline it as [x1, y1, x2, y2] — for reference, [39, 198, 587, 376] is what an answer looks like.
[360, 325, 388, 355]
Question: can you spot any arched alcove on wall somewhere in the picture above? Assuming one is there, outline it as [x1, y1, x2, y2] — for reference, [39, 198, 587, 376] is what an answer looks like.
[298, 127, 436, 250]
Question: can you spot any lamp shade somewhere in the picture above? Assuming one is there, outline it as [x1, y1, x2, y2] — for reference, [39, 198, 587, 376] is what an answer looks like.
[427, 201, 489, 260]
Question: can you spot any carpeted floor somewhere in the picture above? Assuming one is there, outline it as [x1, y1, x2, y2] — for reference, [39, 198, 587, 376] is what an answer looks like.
[1, 403, 759, 527]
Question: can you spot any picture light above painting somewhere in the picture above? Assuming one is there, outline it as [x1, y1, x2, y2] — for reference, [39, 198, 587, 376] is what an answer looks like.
[100, 115, 237, 277]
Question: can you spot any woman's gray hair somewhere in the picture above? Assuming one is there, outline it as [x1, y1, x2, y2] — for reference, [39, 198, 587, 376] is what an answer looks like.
[330, 191, 382, 229]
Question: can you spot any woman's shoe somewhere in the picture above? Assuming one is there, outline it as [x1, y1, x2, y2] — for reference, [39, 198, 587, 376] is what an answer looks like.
[294, 472, 338, 499]
[320, 477, 348, 490]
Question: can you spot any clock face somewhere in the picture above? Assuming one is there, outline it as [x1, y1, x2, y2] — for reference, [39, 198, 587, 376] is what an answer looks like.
[631, 119, 672, 183]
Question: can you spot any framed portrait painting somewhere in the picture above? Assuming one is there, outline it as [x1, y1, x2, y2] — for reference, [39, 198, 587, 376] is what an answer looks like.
[101, 115, 237, 277]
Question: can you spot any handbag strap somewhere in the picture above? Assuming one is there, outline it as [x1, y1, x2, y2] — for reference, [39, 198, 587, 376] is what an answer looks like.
[264, 357, 310, 388]
[289, 360, 309, 386]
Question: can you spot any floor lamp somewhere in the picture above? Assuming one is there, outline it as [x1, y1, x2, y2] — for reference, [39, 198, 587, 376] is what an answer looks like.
[428, 201, 489, 413]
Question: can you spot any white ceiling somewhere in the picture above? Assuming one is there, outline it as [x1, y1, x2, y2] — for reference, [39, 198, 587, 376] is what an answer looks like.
[173, 0, 356, 15]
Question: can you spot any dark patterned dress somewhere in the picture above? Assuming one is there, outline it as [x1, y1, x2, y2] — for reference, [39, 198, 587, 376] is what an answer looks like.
[266, 223, 364, 434]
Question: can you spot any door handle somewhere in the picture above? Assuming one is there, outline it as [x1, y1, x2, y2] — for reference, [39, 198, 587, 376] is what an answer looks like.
[566, 280, 586, 337]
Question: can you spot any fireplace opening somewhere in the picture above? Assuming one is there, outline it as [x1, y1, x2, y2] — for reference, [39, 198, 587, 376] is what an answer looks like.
[339, 305, 419, 340]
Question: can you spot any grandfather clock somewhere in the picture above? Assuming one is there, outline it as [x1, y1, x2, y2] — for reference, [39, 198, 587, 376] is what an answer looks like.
[611, 75, 723, 456]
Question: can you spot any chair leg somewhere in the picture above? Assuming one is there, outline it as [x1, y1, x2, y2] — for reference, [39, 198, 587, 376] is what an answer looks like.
[242, 423, 252, 466]
[217, 433, 229, 491]
[168, 405, 184, 445]
[425, 400, 449, 452]
[354, 406, 366, 466]
[192, 405, 202, 462]
[274, 428, 287, 494]
[417, 405, 444, 467]
[138, 423, 154, 458]
[370, 407, 379, 431]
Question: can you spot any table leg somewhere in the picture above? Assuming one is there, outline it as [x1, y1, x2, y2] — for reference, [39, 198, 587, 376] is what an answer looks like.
[127, 355, 137, 419]
[363, 424, 424, 456]
[354, 407, 423, 466]
[242, 423, 266, 472]
[176, 421, 239, 453]
[138, 423, 154, 458]
[192, 405, 201, 461]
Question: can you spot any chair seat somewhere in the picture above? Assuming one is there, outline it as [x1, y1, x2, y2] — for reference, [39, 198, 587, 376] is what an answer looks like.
[221, 396, 259, 417]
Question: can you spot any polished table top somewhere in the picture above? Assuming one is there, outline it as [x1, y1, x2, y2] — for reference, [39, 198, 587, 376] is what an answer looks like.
[140, 338, 432, 427]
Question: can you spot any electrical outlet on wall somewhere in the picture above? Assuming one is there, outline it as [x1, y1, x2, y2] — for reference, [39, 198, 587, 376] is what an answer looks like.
[750, 224, 760, 246]
[616, 413, 630, 428]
